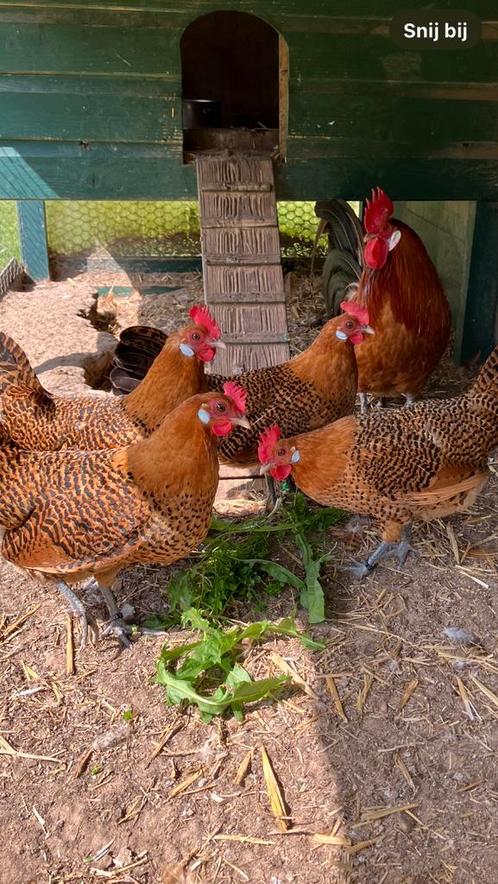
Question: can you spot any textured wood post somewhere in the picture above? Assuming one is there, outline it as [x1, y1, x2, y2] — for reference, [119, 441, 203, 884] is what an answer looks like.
[16, 200, 50, 280]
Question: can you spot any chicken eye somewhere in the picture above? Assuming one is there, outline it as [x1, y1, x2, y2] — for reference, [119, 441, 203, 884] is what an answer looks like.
[277, 448, 286, 457]
[191, 331, 201, 342]
[215, 402, 226, 413]
[345, 320, 354, 329]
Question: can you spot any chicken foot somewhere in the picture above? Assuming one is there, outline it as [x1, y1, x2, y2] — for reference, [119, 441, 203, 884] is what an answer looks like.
[55, 581, 99, 649]
[350, 525, 416, 579]
[84, 579, 133, 648]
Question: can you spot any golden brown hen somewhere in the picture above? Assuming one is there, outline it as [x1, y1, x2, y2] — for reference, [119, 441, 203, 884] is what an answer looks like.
[0, 384, 249, 646]
[107, 309, 373, 463]
[0, 305, 225, 451]
[258, 345, 498, 576]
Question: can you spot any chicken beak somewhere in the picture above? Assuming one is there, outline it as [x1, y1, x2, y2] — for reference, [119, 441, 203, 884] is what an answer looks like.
[259, 462, 272, 475]
[231, 415, 251, 429]
[362, 325, 375, 335]
[208, 338, 227, 349]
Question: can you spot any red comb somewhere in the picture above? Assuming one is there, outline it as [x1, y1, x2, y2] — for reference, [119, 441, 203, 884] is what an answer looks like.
[340, 300, 370, 326]
[223, 381, 247, 414]
[364, 188, 394, 234]
[189, 304, 221, 340]
[258, 425, 281, 464]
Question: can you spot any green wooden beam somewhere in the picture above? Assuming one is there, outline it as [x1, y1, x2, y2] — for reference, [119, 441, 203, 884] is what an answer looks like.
[16, 200, 50, 280]
[461, 202, 498, 364]
[2, 143, 498, 201]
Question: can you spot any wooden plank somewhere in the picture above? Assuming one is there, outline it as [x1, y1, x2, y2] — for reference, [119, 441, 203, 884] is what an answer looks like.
[461, 202, 498, 363]
[17, 200, 49, 280]
[208, 292, 285, 304]
[197, 155, 273, 188]
[1, 1, 495, 23]
[205, 265, 284, 297]
[202, 227, 281, 260]
[289, 94, 498, 144]
[2, 144, 498, 200]
[287, 32, 498, 84]
[0, 91, 180, 143]
[200, 191, 276, 227]
[210, 304, 288, 337]
[211, 342, 290, 375]
[0, 21, 182, 75]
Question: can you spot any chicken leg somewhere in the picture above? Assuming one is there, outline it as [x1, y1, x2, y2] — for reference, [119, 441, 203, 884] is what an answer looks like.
[350, 525, 415, 579]
[55, 581, 99, 649]
[85, 578, 132, 648]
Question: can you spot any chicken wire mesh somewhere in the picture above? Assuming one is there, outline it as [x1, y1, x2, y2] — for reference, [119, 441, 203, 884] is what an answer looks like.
[0, 201, 21, 265]
[0, 199, 343, 265]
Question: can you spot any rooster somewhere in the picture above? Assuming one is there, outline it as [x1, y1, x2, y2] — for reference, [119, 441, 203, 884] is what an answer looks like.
[0, 384, 249, 647]
[0, 305, 225, 451]
[106, 308, 373, 462]
[258, 345, 498, 577]
[316, 189, 451, 410]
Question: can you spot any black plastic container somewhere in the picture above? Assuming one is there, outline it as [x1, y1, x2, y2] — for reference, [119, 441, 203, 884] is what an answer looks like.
[182, 98, 221, 129]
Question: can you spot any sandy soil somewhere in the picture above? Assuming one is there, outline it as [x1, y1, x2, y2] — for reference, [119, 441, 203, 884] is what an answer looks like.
[0, 271, 497, 884]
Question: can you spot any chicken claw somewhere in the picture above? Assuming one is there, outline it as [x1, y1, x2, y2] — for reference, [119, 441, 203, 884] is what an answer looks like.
[55, 581, 99, 649]
[349, 527, 416, 579]
[91, 582, 133, 649]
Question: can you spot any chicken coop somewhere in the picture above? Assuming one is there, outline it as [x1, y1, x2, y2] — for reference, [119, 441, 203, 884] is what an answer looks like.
[0, 0, 497, 364]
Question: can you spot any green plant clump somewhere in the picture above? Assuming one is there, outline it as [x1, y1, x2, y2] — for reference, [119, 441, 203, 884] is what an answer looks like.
[150, 493, 343, 628]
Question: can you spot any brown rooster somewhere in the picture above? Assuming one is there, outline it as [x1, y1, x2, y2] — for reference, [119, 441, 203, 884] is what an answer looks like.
[0, 305, 225, 451]
[258, 345, 498, 577]
[0, 384, 249, 647]
[316, 189, 451, 410]
[107, 308, 373, 462]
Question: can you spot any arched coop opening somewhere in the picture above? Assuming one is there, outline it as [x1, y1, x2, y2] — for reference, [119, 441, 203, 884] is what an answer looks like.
[181, 11, 287, 160]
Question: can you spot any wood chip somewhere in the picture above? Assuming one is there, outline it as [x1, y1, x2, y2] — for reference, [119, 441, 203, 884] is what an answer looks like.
[312, 833, 350, 847]
[74, 747, 93, 779]
[353, 803, 418, 828]
[234, 749, 252, 786]
[470, 676, 498, 713]
[145, 722, 183, 767]
[168, 769, 203, 798]
[325, 676, 347, 722]
[260, 745, 289, 832]
[66, 614, 75, 676]
[213, 834, 275, 845]
[0, 734, 61, 764]
[346, 838, 379, 855]
[400, 678, 419, 711]
[356, 673, 373, 717]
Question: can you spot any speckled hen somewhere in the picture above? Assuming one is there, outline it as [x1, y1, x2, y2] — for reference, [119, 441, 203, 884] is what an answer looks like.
[0, 305, 225, 450]
[258, 345, 498, 576]
[107, 309, 372, 463]
[0, 385, 249, 647]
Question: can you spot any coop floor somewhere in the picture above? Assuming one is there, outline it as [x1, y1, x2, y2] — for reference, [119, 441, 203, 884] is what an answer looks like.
[0, 271, 497, 884]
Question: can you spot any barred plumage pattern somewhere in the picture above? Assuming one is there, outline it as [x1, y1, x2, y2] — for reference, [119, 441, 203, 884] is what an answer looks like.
[0, 395, 220, 584]
[0, 330, 205, 451]
[289, 345, 498, 540]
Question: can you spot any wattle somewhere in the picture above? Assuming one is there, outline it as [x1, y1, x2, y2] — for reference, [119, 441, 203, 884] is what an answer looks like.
[271, 464, 292, 481]
[364, 236, 389, 270]
[212, 419, 233, 437]
[198, 346, 216, 363]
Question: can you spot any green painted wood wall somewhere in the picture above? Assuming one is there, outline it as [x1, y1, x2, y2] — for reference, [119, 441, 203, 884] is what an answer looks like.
[0, 1, 497, 201]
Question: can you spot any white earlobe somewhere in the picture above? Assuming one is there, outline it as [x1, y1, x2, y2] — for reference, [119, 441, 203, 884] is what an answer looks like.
[180, 343, 195, 357]
[388, 229, 401, 251]
[197, 408, 210, 424]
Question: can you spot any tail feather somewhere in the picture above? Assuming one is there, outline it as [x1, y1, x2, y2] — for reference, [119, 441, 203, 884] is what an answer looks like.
[110, 326, 167, 395]
[0, 332, 50, 401]
[469, 344, 498, 399]
[314, 200, 364, 317]
[315, 199, 364, 260]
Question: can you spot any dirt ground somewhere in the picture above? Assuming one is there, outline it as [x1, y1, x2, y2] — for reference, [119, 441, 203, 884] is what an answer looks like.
[0, 270, 497, 884]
